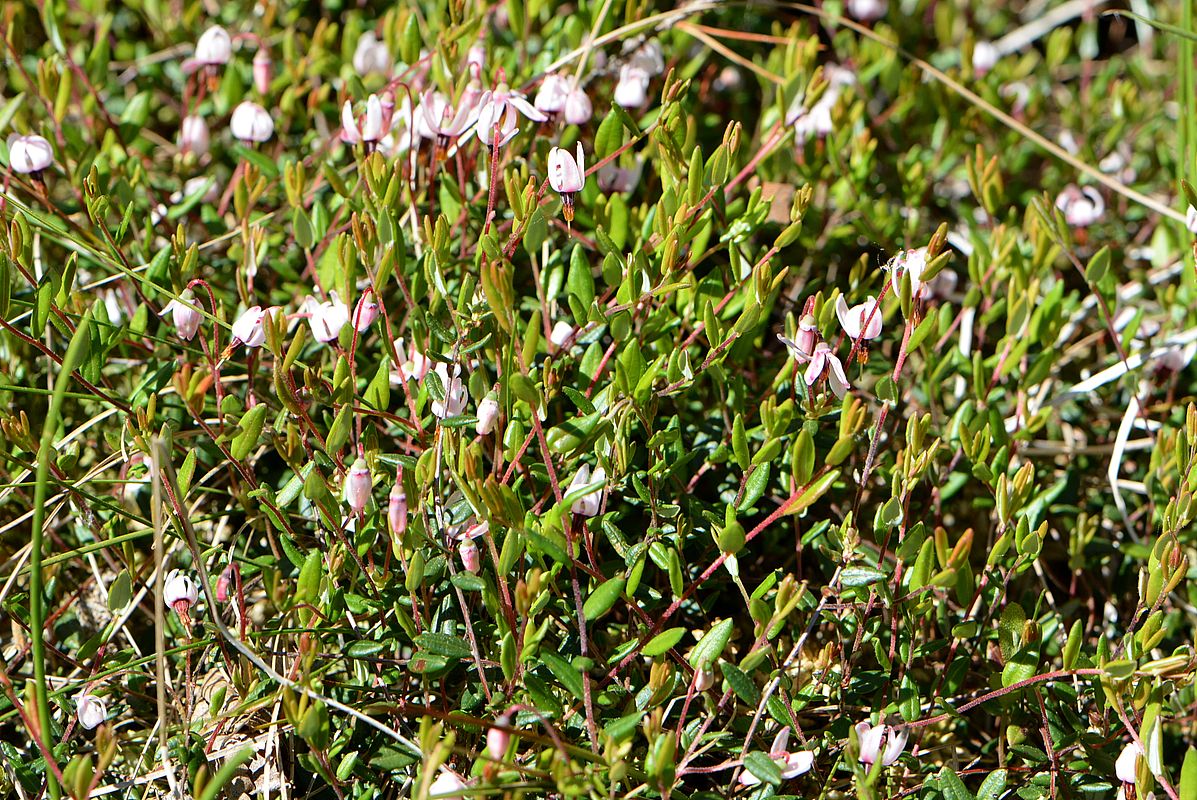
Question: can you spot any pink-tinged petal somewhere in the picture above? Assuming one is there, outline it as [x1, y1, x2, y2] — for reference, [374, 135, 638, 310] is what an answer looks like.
[341, 101, 360, 143]
[835, 295, 858, 339]
[827, 354, 850, 398]
[1116, 741, 1142, 784]
[510, 93, 547, 122]
[859, 297, 882, 339]
[780, 750, 814, 779]
[362, 95, 384, 141]
[856, 722, 883, 765]
[804, 350, 827, 386]
[770, 728, 791, 755]
[881, 726, 908, 765]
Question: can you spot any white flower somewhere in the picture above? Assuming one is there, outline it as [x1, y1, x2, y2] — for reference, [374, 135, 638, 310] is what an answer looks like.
[1187, 205, 1197, 235]
[428, 770, 467, 798]
[343, 457, 372, 513]
[304, 291, 350, 343]
[804, 343, 850, 398]
[846, 0, 888, 22]
[161, 290, 203, 341]
[890, 248, 931, 300]
[548, 144, 586, 194]
[855, 721, 908, 766]
[792, 102, 834, 146]
[475, 100, 519, 148]
[419, 91, 483, 142]
[628, 40, 664, 75]
[1116, 741, 1143, 785]
[164, 569, 199, 611]
[480, 83, 546, 124]
[8, 134, 53, 174]
[341, 95, 387, 144]
[230, 102, 274, 143]
[614, 65, 651, 108]
[75, 693, 108, 730]
[431, 362, 468, 419]
[972, 41, 999, 75]
[1055, 185, 1104, 228]
[391, 338, 431, 383]
[194, 25, 232, 66]
[535, 73, 571, 114]
[835, 295, 883, 340]
[738, 729, 814, 786]
[352, 31, 391, 77]
[567, 464, 606, 517]
[232, 306, 269, 348]
[550, 321, 575, 349]
[179, 115, 210, 156]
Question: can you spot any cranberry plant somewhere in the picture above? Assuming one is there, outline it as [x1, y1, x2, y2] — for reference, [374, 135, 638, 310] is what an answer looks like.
[1, 1, 1196, 799]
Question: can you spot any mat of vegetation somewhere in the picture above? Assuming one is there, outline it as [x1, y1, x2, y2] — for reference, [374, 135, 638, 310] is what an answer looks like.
[1, 0, 1196, 798]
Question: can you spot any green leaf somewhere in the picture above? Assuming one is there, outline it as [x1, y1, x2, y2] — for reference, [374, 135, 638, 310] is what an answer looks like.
[107, 570, 131, 611]
[742, 751, 783, 786]
[198, 747, 255, 800]
[689, 618, 734, 668]
[842, 566, 888, 588]
[642, 627, 686, 657]
[720, 662, 760, 705]
[414, 632, 472, 659]
[231, 404, 268, 461]
[583, 577, 625, 621]
[976, 769, 1007, 800]
[540, 651, 584, 700]
[938, 765, 975, 800]
[595, 109, 623, 161]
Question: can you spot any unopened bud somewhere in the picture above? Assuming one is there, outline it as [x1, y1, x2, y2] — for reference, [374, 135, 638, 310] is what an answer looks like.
[344, 457, 372, 513]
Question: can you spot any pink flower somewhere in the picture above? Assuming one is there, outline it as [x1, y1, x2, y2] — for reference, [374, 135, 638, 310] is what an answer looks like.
[164, 569, 199, 615]
[487, 713, 512, 760]
[548, 144, 586, 221]
[8, 134, 53, 174]
[563, 88, 593, 125]
[194, 26, 232, 66]
[777, 314, 818, 363]
[550, 320, 575, 349]
[855, 721, 907, 766]
[352, 292, 379, 332]
[343, 457, 372, 513]
[303, 291, 350, 343]
[428, 770, 467, 798]
[972, 41, 999, 76]
[1055, 185, 1104, 228]
[476, 393, 499, 435]
[835, 295, 882, 341]
[230, 101, 274, 143]
[804, 343, 850, 398]
[738, 729, 814, 787]
[431, 362, 468, 419]
[352, 32, 390, 77]
[456, 521, 488, 573]
[475, 100, 520, 148]
[341, 95, 387, 144]
[480, 83, 546, 124]
[614, 65, 651, 108]
[231, 306, 270, 348]
[179, 115, 210, 156]
[419, 90, 483, 144]
[161, 290, 203, 341]
[535, 73, 571, 114]
[391, 338, 431, 383]
[567, 464, 606, 517]
[890, 248, 931, 300]
[846, 0, 888, 22]
[75, 692, 108, 730]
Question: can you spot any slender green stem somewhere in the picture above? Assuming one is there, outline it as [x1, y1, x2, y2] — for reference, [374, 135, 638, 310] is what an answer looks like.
[30, 312, 91, 800]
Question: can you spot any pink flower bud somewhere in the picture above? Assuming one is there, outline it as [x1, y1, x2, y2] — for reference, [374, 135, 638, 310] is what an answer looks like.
[353, 292, 379, 331]
[693, 667, 714, 692]
[215, 563, 235, 602]
[459, 537, 480, 573]
[388, 478, 408, 535]
[8, 134, 53, 175]
[344, 457, 372, 513]
[476, 393, 499, 435]
[179, 115, 210, 156]
[161, 289, 203, 341]
[487, 714, 512, 760]
[230, 101, 274, 143]
[194, 26, 232, 66]
[563, 88, 593, 126]
[253, 50, 273, 95]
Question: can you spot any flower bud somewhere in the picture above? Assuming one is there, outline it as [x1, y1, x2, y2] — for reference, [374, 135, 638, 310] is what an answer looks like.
[7, 134, 53, 175]
[179, 115, 210, 156]
[487, 714, 512, 760]
[230, 101, 274, 143]
[75, 692, 107, 730]
[161, 290, 203, 341]
[476, 393, 499, 435]
[194, 25, 232, 66]
[253, 50, 273, 95]
[693, 667, 714, 692]
[344, 457, 372, 513]
[388, 478, 408, 535]
[353, 292, 379, 331]
[459, 537, 481, 573]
